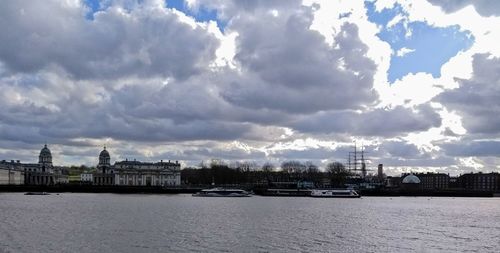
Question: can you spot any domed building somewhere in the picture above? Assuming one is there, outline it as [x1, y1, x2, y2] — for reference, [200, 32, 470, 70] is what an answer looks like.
[402, 174, 421, 184]
[93, 146, 115, 185]
[38, 144, 53, 173]
[82, 146, 181, 187]
[98, 146, 111, 173]
[401, 173, 421, 191]
[24, 144, 68, 185]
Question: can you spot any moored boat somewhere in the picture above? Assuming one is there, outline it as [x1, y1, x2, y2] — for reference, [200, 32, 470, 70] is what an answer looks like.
[192, 188, 251, 197]
[24, 192, 50, 195]
[310, 189, 361, 198]
[258, 188, 312, 197]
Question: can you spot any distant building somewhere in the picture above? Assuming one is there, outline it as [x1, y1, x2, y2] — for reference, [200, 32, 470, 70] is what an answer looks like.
[415, 173, 449, 190]
[459, 172, 500, 191]
[377, 164, 384, 181]
[402, 174, 421, 184]
[449, 176, 461, 188]
[89, 147, 181, 187]
[93, 147, 114, 185]
[114, 159, 181, 186]
[0, 160, 24, 185]
[81, 173, 93, 184]
[385, 176, 401, 188]
[24, 145, 68, 185]
[401, 173, 421, 191]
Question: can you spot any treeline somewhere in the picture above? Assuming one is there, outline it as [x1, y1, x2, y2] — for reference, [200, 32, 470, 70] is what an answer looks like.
[181, 160, 352, 187]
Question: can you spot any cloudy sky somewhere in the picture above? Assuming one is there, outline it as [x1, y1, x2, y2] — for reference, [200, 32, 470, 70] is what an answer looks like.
[1, 0, 499, 175]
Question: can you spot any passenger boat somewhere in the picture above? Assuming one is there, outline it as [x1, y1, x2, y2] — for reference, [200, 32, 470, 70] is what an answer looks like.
[310, 189, 361, 198]
[192, 188, 252, 197]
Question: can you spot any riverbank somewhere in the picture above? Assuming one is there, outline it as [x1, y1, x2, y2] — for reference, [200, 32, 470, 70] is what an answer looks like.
[360, 188, 498, 197]
[0, 185, 201, 194]
[1, 185, 498, 197]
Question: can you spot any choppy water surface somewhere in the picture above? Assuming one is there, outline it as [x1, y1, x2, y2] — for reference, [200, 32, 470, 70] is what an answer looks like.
[1, 193, 499, 253]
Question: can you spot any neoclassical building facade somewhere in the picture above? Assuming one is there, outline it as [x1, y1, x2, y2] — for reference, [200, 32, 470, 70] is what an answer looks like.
[24, 145, 68, 185]
[0, 160, 24, 185]
[93, 147, 115, 185]
[91, 147, 181, 187]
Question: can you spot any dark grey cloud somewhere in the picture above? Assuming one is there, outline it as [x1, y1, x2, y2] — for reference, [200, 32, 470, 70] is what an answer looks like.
[436, 54, 500, 135]
[432, 53, 500, 170]
[222, 11, 378, 113]
[379, 141, 423, 159]
[441, 141, 500, 157]
[270, 147, 338, 161]
[292, 104, 441, 137]
[0, 0, 218, 80]
[189, 0, 302, 20]
[427, 0, 500, 16]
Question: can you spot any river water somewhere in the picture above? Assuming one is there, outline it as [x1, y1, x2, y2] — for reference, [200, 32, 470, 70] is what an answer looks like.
[0, 193, 499, 253]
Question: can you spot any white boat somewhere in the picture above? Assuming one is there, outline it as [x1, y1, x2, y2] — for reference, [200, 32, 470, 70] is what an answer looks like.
[310, 189, 361, 198]
[192, 188, 252, 197]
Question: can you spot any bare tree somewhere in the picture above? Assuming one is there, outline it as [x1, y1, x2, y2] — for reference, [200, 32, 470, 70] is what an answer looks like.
[281, 160, 306, 174]
[237, 161, 259, 172]
[261, 162, 275, 172]
[305, 161, 319, 173]
[326, 162, 350, 187]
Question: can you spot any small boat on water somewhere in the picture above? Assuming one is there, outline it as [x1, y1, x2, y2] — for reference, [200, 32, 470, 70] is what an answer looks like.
[24, 192, 50, 195]
[192, 188, 251, 197]
[310, 189, 361, 198]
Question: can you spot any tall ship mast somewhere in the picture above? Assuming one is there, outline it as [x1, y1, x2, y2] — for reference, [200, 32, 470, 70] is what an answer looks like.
[347, 142, 369, 179]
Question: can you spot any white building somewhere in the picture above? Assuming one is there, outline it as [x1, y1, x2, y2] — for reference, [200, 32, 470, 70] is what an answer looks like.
[113, 160, 181, 186]
[91, 147, 181, 187]
[81, 173, 93, 183]
[1, 145, 68, 185]
[0, 160, 24, 185]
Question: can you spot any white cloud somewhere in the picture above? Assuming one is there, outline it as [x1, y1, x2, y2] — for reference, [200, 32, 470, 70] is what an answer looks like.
[387, 13, 405, 28]
[395, 47, 415, 57]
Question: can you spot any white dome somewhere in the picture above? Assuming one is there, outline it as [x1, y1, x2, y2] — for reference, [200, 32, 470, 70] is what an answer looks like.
[402, 174, 421, 184]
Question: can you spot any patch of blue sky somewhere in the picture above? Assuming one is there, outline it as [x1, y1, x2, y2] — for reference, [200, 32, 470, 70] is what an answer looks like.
[365, 1, 474, 83]
[83, 0, 104, 20]
[83, 0, 225, 30]
[166, 0, 227, 31]
[365, 1, 404, 27]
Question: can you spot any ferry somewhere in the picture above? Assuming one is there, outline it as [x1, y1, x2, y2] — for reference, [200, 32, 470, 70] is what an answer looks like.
[192, 188, 252, 197]
[310, 189, 361, 198]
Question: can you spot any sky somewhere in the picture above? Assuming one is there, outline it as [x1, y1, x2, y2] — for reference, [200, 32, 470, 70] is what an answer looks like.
[0, 0, 499, 176]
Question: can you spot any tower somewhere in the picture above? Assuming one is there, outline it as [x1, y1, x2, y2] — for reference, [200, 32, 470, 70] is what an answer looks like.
[38, 144, 53, 173]
[378, 164, 384, 180]
[98, 146, 111, 174]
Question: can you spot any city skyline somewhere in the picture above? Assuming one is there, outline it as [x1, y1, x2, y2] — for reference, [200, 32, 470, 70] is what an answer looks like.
[1, 0, 499, 176]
